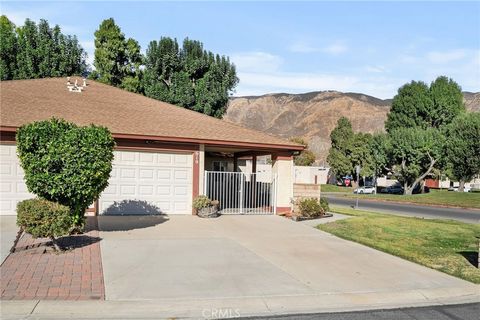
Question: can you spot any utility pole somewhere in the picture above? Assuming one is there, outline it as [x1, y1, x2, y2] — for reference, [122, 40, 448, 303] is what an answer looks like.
[355, 165, 360, 209]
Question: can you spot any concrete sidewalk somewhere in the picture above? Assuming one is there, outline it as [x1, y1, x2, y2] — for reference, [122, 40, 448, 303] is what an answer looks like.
[1, 287, 479, 319]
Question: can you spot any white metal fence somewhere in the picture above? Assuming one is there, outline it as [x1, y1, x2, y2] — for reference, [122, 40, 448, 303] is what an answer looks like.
[204, 171, 277, 214]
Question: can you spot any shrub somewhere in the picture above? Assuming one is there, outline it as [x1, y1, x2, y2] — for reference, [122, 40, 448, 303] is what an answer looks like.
[297, 197, 325, 218]
[16, 118, 115, 229]
[17, 198, 73, 251]
[320, 197, 330, 213]
[193, 195, 212, 210]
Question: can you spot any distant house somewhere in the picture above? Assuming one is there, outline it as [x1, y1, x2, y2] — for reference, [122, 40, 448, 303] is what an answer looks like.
[0, 78, 303, 216]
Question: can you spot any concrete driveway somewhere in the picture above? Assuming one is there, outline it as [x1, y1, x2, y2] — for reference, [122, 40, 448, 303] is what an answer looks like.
[0, 216, 18, 264]
[98, 215, 478, 304]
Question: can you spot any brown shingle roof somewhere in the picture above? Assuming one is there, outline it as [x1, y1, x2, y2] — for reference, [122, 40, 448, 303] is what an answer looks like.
[0, 78, 302, 150]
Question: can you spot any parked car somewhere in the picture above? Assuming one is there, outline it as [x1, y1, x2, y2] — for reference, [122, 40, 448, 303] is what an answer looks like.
[382, 185, 404, 194]
[448, 186, 471, 192]
[354, 186, 376, 194]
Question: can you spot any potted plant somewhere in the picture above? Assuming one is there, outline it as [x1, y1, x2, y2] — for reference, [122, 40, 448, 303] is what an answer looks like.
[193, 195, 220, 218]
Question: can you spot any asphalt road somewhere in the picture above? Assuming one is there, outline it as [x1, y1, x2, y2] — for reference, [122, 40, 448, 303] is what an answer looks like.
[324, 194, 480, 224]
[241, 303, 480, 320]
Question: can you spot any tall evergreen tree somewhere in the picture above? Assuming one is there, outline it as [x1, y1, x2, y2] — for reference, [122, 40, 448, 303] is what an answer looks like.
[0, 15, 17, 80]
[0, 15, 86, 80]
[92, 18, 142, 90]
[143, 37, 238, 117]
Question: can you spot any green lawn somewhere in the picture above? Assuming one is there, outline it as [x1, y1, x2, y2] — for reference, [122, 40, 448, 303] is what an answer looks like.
[318, 206, 480, 283]
[343, 189, 480, 209]
[320, 184, 353, 193]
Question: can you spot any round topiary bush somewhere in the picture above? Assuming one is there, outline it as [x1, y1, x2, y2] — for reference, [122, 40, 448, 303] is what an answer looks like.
[17, 198, 73, 251]
[16, 118, 115, 229]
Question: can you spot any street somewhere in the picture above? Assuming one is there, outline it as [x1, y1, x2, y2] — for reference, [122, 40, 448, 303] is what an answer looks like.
[241, 302, 480, 320]
[325, 194, 480, 223]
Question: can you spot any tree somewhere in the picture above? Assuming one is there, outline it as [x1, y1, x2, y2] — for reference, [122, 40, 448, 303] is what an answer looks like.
[92, 18, 142, 90]
[388, 127, 444, 195]
[16, 118, 115, 229]
[0, 15, 17, 80]
[327, 117, 354, 178]
[0, 15, 87, 80]
[143, 37, 238, 117]
[289, 137, 316, 166]
[384, 76, 465, 194]
[444, 113, 480, 191]
[327, 117, 374, 181]
[386, 76, 465, 132]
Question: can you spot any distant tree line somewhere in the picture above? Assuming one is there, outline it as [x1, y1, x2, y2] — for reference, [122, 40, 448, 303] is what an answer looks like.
[0, 16, 238, 118]
[327, 76, 480, 194]
[0, 16, 87, 80]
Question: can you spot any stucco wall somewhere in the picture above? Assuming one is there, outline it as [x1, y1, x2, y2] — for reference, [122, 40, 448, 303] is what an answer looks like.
[272, 157, 293, 209]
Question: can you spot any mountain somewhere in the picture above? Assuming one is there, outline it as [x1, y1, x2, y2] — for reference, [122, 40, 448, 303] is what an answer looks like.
[224, 91, 480, 163]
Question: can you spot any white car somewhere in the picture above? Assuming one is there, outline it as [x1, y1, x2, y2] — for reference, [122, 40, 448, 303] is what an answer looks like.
[354, 186, 376, 194]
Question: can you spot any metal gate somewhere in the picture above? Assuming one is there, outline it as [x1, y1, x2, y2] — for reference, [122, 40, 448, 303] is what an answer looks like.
[204, 171, 277, 214]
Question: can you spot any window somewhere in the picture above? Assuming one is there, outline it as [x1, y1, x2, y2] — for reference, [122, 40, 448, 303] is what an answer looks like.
[212, 161, 228, 172]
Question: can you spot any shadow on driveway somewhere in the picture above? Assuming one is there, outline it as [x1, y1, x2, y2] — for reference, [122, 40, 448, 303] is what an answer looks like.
[98, 215, 169, 232]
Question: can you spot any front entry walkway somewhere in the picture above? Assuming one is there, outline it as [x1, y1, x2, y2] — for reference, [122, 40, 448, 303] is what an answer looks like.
[1, 217, 104, 300]
[98, 215, 477, 302]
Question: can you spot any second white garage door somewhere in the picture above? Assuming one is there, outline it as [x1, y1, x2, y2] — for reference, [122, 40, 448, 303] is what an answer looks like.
[99, 150, 193, 215]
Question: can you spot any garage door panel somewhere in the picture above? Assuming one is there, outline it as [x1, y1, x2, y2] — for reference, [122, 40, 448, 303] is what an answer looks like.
[0, 145, 35, 215]
[99, 150, 192, 215]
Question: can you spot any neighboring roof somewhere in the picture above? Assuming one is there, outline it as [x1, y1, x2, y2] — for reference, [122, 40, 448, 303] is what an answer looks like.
[0, 78, 302, 151]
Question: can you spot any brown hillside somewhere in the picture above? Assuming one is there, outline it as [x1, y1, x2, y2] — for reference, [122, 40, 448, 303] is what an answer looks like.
[224, 91, 479, 163]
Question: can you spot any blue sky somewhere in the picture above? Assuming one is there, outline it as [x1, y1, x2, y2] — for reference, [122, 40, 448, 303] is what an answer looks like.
[1, 1, 479, 98]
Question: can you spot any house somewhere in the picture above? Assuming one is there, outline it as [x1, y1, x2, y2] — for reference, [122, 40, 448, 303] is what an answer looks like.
[0, 78, 303, 216]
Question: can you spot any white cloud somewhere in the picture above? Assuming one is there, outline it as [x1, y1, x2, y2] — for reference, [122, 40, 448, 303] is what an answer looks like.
[288, 40, 348, 55]
[426, 49, 467, 64]
[364, 65, 388, 73]
[323, 42, 348, 55]
[230, 52, 283, 73]
[289, 41, 318, 53]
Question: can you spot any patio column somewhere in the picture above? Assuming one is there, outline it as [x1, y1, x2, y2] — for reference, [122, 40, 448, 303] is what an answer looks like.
[272, 153, 294, 214]
[198, 144, 205, 195]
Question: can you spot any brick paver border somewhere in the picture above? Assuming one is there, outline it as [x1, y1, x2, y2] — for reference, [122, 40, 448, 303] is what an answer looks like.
[1, 217, 105, 300]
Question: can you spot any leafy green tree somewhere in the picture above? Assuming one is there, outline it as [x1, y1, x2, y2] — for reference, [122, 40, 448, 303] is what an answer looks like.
[328, 118, 391, 188]
[289, 137, 316, 166]
[0, 15, 86, 80]
[0, 15, 17, 80]
[384, 76, 465, 194]
[92, 18, 142, 90]
[444, 113, 480, 191]
[386, 76, 465, 131]
[143, 37, 238, 117]
[388, 127, 444, 195]
[368, 133, 390, 182]
[16, 118, 115, 229]
[429, 76, 465, 127]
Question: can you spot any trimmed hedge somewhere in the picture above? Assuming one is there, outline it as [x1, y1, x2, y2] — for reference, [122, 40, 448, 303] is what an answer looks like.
[16, 118, 115, 227]
[297, 198, 326, 218]
[17, 198, 73, 242]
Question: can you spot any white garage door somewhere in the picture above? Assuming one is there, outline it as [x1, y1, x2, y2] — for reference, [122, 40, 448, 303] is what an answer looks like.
[99, 150, 193, 215]
[0, 144, 34, 215]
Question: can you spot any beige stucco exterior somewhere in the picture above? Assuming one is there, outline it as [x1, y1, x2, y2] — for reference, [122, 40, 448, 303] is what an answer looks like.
[272, 157, 294, 210]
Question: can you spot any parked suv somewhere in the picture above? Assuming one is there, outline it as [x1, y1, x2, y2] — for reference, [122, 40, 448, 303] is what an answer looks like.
[381, 185, 404, 194]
